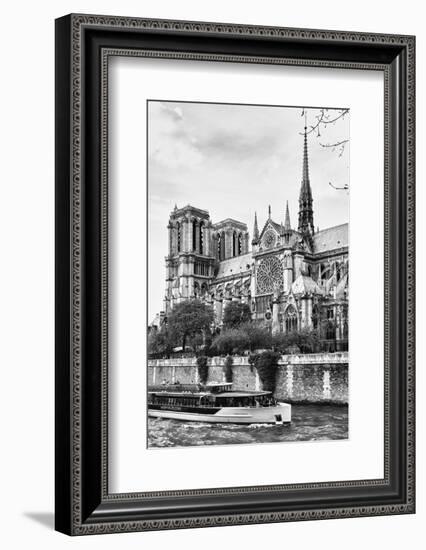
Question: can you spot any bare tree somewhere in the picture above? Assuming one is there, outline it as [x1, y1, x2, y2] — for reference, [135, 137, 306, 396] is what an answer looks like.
[329, 180, 349, 191]
[301, 108, 349, 191]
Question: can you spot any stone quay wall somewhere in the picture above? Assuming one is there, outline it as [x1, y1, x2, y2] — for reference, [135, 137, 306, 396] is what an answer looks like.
[148, 353, 348, 405]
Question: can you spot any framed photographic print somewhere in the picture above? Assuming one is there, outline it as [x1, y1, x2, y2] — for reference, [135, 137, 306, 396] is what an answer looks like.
[55, 14, 415, 535]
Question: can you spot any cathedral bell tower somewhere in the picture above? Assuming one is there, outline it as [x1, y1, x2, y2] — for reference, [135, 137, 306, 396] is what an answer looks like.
[298, 123, 315, 238]
[164, 205, 214, 314]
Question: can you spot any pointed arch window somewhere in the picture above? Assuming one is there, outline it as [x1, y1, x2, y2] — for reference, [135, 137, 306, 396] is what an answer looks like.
[326, 308, 336, 339]
[176, 222, 181, 252]
[192, 220, 198, 252]
[217, 233, 221, 260]
[220, 231, 226, 260]
[285, 305, 298, 333]
[312, 304, 319, 330]
[199, 221, 204, 255]
[326, 322, 335, 340]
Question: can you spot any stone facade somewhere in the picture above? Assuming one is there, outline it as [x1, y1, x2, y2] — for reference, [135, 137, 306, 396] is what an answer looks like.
[155, 127, 349, 346]
[148, 353, 348, 405]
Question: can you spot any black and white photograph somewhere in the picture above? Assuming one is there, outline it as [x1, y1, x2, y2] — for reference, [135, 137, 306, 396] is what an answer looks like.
[147, 101, 350, 448]
[0, 0, 417, 544]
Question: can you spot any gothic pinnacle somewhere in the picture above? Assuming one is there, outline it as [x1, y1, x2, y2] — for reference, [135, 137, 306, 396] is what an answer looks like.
[285, 200, 291, 230]
[252, 211, 259, 244]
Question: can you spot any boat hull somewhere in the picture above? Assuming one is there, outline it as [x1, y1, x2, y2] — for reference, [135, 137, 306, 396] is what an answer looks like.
[148, 403, 291, 424]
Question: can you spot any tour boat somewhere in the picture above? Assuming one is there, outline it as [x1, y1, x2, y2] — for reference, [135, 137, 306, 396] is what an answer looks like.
[148, 382, 291, 425]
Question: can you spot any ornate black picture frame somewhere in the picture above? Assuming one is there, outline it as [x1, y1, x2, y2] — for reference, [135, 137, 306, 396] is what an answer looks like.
[55, 14, 415, 535]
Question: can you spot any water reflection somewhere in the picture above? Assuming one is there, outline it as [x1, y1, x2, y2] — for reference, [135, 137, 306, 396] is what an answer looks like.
[148, 404, 348, 448]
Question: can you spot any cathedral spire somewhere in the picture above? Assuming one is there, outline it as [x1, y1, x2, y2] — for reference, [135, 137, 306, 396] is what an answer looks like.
[268, 205, 271, 219]
[284, 200, 291, 230]
[252, 211, 259, 244]
[302, 124, 310, 184]
[298, 123, 314, 236]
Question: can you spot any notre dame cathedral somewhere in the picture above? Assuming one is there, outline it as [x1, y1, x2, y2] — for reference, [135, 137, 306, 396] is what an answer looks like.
[159, 128, 349, 348]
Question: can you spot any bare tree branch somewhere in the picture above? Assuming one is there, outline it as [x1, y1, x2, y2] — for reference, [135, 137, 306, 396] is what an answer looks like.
[319, 139, 349, 157]
[300, 108, 349, 137]
[300, 107, 350, 188]
[329, 181, 349, 191]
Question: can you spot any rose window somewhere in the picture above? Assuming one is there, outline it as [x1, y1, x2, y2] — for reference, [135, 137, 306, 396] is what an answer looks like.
[263, 229, 276, 249]
[256, 256, 284, 294]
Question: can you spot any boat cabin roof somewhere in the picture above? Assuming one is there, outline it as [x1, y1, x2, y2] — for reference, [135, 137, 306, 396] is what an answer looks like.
[149, 391, 209, 397]
[148, 390, 271, 398]
[215, 391, 271, 397]
[148, 382, 233, 394]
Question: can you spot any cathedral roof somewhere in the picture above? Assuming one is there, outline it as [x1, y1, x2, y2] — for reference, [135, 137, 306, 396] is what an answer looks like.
[291, 274, 324, 296]
[259, 219, 287, 239]
[269, 220, 284, 234]
[313, 223, 348, 253]
[215, 253, 252, 279]
[213, 218, 248, 231]
[171, 204, 209, 219]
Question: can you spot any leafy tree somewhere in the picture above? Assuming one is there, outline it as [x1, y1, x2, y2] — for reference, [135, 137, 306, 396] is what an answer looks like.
[202, 333, 213, 356]
[189, 333, 204, 354]
[167, 299, 214, 352]
[211, 329, 249, 355]
[223, 355, 233, 383]
[252, 351, 280, 393]
[271, 332, 289, 353]
[296, 328, 320, 353]
[240, 322, 272, 351]
[196, 355, 209, 384]
[147, 329, 173, 357]
[272, 328, 320, 354]
[222, 302, 252, 329]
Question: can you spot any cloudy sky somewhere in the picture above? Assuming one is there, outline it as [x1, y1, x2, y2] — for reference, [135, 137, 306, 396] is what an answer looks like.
[148, 101, 349, 320]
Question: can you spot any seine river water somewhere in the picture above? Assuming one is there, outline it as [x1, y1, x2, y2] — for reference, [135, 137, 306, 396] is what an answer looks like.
[147, 404, 348, 448]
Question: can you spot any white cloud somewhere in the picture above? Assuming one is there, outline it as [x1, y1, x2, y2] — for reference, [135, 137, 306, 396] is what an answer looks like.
[148, 101, 349, 318]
